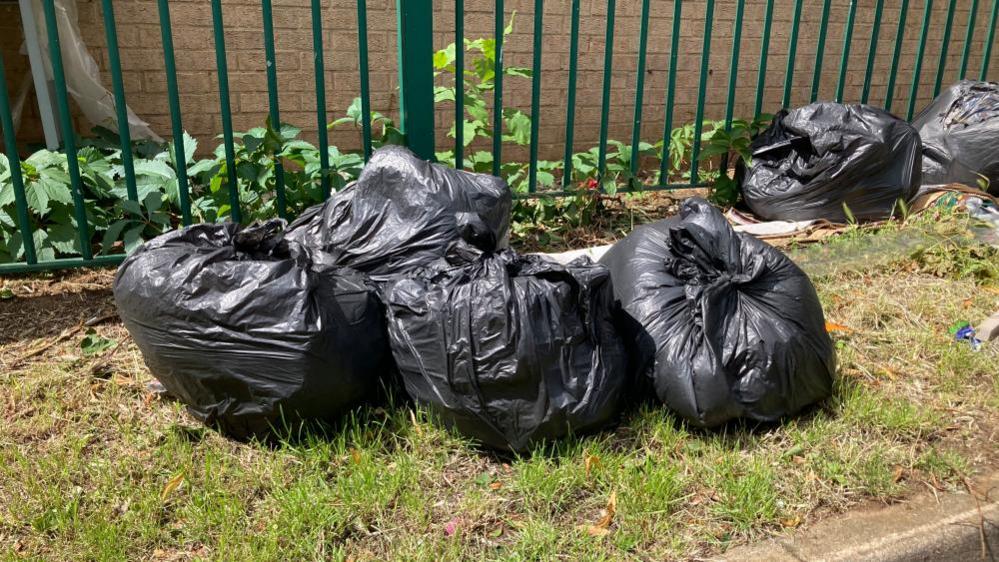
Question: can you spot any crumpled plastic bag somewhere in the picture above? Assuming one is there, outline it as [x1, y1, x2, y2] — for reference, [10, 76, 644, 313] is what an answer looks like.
[599, 198, 836, 427]
[912, 80, 999, 194]
[286, 145, 511, 277]
[383, 250, 628, 452]
[736, 102, 921, 222]
[113, 220, 392, 440]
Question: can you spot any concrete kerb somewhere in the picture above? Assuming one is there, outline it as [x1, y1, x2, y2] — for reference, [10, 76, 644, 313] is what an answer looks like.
[720, 472, 999, 562]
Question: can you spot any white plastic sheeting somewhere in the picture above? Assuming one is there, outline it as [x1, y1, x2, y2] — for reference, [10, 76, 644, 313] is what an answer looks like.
[27, 0, 161, 142]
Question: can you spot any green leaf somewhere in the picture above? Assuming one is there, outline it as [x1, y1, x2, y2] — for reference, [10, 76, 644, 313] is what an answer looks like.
[433, 43, 456, 70]
[47, 221, 80, 254]
[123, 225, 145, 253]
[122, 199, 143, 217]
[434, 86, 456, 103]
[504, 67, 532, 78]
[133, 159, 177, 180]
[80, 328, 116, 356]
[25, 182, 51, 215]
[143, 191, 163, 214]
[503, 109, 532, 146]
[101, 219, 131, 254]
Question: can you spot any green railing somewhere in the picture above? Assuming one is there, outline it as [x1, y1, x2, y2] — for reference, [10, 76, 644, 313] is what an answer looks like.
[0, 0, 997, 273]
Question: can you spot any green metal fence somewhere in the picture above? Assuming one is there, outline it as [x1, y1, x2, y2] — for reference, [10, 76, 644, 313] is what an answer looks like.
[0, 0, 997, 273]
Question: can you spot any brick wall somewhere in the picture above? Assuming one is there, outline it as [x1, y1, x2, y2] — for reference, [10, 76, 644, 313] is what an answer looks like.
[2, 0, 997, 160]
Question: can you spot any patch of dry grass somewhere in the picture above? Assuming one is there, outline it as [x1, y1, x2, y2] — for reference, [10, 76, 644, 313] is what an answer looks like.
[1, 214, 997, 560]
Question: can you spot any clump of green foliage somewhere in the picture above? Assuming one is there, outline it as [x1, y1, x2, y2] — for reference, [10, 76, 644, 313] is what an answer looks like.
[0, 17, 768, 264]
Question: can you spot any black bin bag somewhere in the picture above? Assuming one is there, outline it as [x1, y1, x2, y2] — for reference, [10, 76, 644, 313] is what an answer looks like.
[113, 220, 392, 440]
[912, 80, 999, 194]
[286, 145, 512, 277]
[383, 250, 628, 453]
[736, 102, 921, 222]
[599, 198, 836, 428]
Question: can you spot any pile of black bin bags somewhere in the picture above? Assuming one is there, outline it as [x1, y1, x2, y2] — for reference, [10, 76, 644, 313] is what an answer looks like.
[912, 80, 999, 195]
[115, 146, 837, 449]
[736, 102, 921, 222]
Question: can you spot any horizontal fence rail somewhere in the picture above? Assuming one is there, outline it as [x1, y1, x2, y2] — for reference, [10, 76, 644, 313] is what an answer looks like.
[0, 0, 997, 273]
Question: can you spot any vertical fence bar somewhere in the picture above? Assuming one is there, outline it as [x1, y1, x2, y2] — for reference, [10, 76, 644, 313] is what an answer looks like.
[983, 0, 999, 80]
[932, 0, 958, 98]
[0, 53, 37, 264]
[754, 0, 774, 117]
[261, 0, 287, 219]
[100, 0, 137, 204]
[311, 0, 331, 195]
[689, 0, 714, 185]
[810, 0, 832, 102]
[720, 0, 744, 174]
[861, 0, 885, 105]
[527, 0, 543, 192]
[356, 0, 373, 161]
[907, 0, 934, 121]
[455, 0, 464, 169]
[934, 0, 958, 97]
[724, 2, 745, 119]
[211, 0, 241, 224]
[835, 0, 858, 103]
[492, 0, 504, 176]
[658, 0, 682, 185]
[397, 0, 435, 159]
[41, 0, 91, 259]
[958, 0, 979, 79]
[884, 0, 909, 112]
[156, 0, 191, 225]
[629, 0, 651, 182]
[562, 0, 581, 188]
[782, 0, 804, 108]
[597, 0, 616, 180]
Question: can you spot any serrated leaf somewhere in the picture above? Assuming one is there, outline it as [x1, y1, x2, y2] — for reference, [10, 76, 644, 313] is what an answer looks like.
[47, 221, 79, 254]
[133, 159, 177, 180]
[25, 182, 50, 215]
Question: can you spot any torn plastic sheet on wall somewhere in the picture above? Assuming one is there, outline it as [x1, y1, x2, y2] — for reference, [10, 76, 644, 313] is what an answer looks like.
[26, 0, 161, 141]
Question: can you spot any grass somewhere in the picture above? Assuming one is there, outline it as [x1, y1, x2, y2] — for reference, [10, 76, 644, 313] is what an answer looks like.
[1, 206, 997, 560]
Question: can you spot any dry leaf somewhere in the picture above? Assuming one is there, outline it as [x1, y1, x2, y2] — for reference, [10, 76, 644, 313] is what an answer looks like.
[579, 491, 617, 537]
[781, 516, 801, 528]
[350, 449, 362, 465]
[962, 298, 974, 309]
[892, 466, 905, 483]
[825, 322, 853, 334]
[584, 453, 600, 479]
[409, 410, 422, 435]
[161, 471, 185, 502]
[489, 481, 502, 491]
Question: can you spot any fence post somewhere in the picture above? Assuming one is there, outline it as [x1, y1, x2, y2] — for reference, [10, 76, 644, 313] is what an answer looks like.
[395, 0, 435, 160]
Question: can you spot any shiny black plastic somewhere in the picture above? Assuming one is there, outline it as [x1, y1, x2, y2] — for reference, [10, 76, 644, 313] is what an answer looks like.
[384, 251, 628, 452]
[286, 145, 512, 277]
[737, 103, 921, 222]
[912, 80, 999, 194]
[113, 220, 391, 440]
[599, 198, 836, 428]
